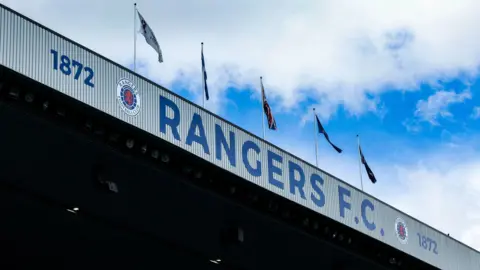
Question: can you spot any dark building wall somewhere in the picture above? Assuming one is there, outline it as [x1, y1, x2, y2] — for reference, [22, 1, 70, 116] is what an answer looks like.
[0, 97, 235, 269]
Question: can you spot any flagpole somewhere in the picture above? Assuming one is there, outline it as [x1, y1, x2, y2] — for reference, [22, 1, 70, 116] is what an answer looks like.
[357, 134, 364, 191]
[313, 108, 318, 167]
[202, 42, 205, 108]
[133, 3, 137, 73]
[260, 76, 265, 140]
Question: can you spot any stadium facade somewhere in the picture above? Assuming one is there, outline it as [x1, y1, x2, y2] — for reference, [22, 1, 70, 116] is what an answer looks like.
[0, 3, 479, 269]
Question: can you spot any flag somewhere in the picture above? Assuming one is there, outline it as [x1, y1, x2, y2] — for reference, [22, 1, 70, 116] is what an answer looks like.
[359, 146, 377, 183]
[201, 43, 209, 101]
[137, 10, 163, 63]
[260, 78, 277, 130]
[315, 114, 342, 153]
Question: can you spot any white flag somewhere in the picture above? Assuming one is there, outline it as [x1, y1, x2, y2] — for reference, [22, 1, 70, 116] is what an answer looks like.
[137, 11, 163, 63]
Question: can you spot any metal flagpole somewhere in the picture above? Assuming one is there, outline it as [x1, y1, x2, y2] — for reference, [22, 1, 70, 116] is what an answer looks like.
[313, 108, 318, 167]
[133, 3, 137, 73]
[357, 134, 364, 191]
[260, 76, 265, 140]
[202, 42, 205, 108]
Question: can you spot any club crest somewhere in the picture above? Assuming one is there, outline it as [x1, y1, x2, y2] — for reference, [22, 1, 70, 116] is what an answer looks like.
[116, 78, 141, 116]
[395, 217, 408, 244]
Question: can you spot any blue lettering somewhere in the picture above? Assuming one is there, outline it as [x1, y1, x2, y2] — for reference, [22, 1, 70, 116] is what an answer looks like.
[310, 173, 325, 208]
[288, 161, 306, 199]
[361, 199, 376, 231]
[267, 151, 283, 189]
[50, 49, 95, 88]
[242, 141, 261, 176]
[185, 113, 210, 155]
[159, 96, 181, 141]
[338, 186, 351, 218]
[215, 124, 236, 166]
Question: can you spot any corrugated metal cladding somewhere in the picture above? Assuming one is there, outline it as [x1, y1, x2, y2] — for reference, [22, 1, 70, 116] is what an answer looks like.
[0, 4, 479, 269]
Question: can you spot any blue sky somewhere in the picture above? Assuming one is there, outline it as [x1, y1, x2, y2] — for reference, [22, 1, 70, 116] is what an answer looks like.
[171, 73, 480, 161]
[2, 0, 480, 251]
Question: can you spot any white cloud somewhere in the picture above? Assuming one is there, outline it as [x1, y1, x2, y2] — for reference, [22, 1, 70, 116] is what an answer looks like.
[300, 102, 341, 126]
[3, 0, 480, 117]
[471, 107, 480, 119]
[402, 118, 422, 133]
[414, 89, 471, 125]
[402, 89, 472, 132]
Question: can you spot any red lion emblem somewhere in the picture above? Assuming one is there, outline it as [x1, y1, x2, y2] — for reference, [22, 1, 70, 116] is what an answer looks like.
[124, 89, 133, 106]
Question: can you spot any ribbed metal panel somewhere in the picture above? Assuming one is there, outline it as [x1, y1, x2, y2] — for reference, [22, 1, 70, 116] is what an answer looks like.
[1, 4, 479, 269]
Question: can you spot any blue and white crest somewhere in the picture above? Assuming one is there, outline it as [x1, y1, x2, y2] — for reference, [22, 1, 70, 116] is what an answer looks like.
[395, 217, 408, 245]
[116, 78, 141, 116]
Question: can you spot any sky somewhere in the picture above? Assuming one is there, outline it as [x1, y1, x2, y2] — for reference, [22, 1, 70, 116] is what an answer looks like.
[2, 0, 480, 252]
